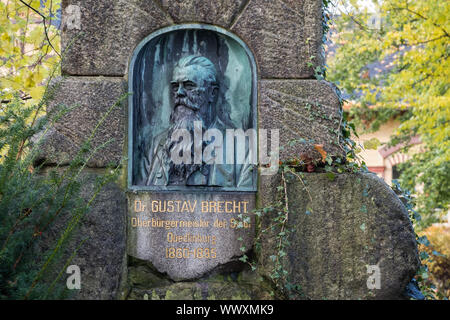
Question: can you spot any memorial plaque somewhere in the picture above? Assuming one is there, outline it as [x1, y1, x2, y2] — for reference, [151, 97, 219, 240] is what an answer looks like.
[127, 25, 258, 280]
[127, 192, 255, 280]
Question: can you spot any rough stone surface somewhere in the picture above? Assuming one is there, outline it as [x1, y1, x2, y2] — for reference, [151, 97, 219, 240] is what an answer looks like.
[257, 174, 281, 210]
[260, 172, 420, 300]
[158, 0, 247, 27]
[35, 77, 127, 168]
[61, 0, 325, 77]
[125, 259, 272, 300]
[61, 0, 172, 75]
[232, 0, 323, 78]
[127, 192, 255, 281]
[259, 80, 344, 163]
[40, 170, 127, 300]
[73, 171, 126, 299]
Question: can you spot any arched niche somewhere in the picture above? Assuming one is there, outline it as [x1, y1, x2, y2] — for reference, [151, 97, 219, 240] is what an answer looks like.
[127, 25, 258, 192]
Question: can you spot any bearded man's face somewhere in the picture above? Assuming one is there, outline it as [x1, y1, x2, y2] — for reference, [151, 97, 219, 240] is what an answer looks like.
[170, 65, 215, 120]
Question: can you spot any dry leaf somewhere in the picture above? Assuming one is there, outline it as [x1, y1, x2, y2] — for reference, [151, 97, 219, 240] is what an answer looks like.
[314, 144, 327, 163]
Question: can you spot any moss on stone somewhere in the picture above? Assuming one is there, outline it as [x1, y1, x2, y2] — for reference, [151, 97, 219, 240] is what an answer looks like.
[126, 269, 274, 300]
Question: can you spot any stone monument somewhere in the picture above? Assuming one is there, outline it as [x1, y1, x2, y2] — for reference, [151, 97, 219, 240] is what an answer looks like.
[37, 0, 419, 300]
[127, 25, 258, 281]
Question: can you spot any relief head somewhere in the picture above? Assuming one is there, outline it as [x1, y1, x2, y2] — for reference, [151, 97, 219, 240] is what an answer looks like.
[170, 55, 219, 126]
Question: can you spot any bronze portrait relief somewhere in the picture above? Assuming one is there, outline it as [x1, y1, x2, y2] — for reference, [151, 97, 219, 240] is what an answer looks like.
[129, 27, 257, 191]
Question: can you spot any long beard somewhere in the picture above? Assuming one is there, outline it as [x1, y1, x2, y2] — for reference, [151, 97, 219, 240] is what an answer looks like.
[164, 107, 204, 185]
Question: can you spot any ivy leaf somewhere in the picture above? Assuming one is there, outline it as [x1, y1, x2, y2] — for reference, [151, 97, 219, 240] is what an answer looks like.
[419, 251, 430, 260]
[432, 250, 444, 257]
[360, 223, 366, 232]
[418, 236, 430, 247]
[326, 172, 336, 181]
[363, 138, 381, 150]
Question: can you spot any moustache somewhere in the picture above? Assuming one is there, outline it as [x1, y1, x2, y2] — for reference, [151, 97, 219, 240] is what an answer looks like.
[174, 97, 199, 111]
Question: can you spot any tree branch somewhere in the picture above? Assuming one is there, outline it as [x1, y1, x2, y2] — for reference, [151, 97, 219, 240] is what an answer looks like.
[18, 0, 61, 58]
[390, 6, 450, 38]
[408, 35, 448, 46]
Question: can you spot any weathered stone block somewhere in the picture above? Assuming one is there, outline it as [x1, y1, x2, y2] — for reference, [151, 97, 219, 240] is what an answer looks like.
[232, 0, 324, 78]
[36, 77, 127, 168]
[257, 174, 281, 210]
[260, 172, 420, 299]
[61, 0, 172, 75]
[72, 171, 126, 299]
[61, 0, 325, 78]
[259, 80, 344, 163]
[39, 170, 127, 300]
[126, 269, 272, 300]
[158, 0, 247, 27]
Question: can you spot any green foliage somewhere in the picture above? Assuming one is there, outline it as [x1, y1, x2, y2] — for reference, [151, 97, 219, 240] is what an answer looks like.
[0, 0, 61, 104]
[327, 0, 450, 229]
[391, 180, 446, 299]
[0, 81, 126, 299]
[397, 150, 450, 229]
[420, 224, 450, 299]
[235, 0, 447, 300]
